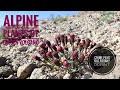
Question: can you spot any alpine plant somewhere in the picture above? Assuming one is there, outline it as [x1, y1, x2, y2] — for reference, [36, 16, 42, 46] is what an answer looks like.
[33, 33, 97, 73]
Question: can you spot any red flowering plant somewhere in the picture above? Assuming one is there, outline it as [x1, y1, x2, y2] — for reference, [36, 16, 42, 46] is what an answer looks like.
[33, 33, 97, 74]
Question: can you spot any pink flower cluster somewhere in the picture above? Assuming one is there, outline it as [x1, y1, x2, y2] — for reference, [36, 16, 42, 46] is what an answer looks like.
[33, 34, 97, 70]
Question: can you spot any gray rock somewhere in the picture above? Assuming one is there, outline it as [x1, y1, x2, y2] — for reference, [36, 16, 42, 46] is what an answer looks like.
[6, 60, 11, 65]
[111, 38, 119, 46]
[30, 68, 43, 79]
[81, 72, 92, 79]
[56, 73, 64, 79]
[26, 77, 30, 79]
[99, 39, 108, 45]
[0, 77, 4, 79]
[30, 66, 51, 79]
[0, 57, 7, 66]
[39, 75, 51, 79]
[12, 64, 20, 72]
[27, 46, 36, 53]
[0, 11, 120, 79]
[7, 75, 17, 79]
[113, 22, 120, 29]
[0, 65, 13, 77]
[19, 46, 28, 52]
[63, 73, 72, 79]
[17, 63, 36, 79]
[49, 71, 59, 76]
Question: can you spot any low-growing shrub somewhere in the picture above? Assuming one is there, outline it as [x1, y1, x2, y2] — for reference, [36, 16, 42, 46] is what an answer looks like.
[53, 17, 67, 23]
[50, 15, 67, 23]
[0, 31, 3, 40]
[100, 11, 115, 23]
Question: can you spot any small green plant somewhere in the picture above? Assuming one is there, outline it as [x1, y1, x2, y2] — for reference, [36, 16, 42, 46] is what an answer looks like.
[50, 14, 67, 23]
[0, 32, 3, 40]
[100, 11, 115, 23]
[53, 16, 67, 23]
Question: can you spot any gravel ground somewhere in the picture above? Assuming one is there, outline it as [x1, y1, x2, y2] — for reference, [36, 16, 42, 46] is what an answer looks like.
[0, 11, 120, 79]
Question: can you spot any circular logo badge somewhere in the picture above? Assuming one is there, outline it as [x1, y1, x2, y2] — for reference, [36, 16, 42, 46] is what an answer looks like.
[88, 46, 116, 75]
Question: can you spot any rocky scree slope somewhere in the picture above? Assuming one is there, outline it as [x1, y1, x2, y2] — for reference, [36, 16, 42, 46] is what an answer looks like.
[0, 11, 120, 79]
